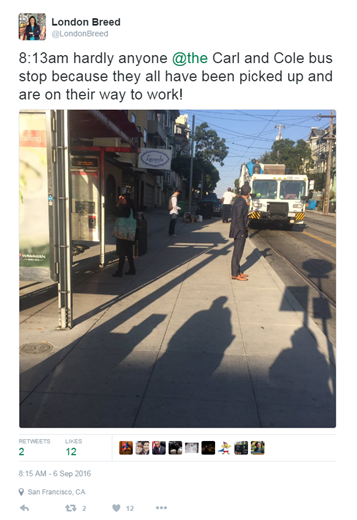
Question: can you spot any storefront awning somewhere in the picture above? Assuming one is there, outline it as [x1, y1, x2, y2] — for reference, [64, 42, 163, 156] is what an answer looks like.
[69, 110, 142, 149]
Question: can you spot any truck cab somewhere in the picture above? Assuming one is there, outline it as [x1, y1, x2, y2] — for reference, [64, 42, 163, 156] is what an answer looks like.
[239, 162, 310, 230]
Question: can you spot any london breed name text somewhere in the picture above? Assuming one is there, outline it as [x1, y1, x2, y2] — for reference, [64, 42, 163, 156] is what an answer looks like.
[52, 18, 121, 27]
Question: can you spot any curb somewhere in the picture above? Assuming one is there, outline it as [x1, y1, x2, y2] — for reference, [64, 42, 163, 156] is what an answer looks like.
[305, 209, 336, 217]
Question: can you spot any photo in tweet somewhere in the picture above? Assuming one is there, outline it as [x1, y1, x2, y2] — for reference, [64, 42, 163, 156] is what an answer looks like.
[19, 109, 336, 430]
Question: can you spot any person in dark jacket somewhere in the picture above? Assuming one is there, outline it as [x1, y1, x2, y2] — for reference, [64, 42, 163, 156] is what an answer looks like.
[229, 184, 251, 281]
[25, 16, 41, 40]
[112, 193, 136, 277]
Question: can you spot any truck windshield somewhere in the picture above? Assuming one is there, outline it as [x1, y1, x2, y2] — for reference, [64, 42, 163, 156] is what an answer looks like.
[280, 181, 306, 200]
[252, 180, 277, 199]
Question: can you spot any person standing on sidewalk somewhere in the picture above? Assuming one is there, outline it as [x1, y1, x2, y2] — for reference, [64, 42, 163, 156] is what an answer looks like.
[221, 187, 236, 223]
[229, 184, 251, 281]
[112, 193, 136, 278]
[168, 188, 181, 236]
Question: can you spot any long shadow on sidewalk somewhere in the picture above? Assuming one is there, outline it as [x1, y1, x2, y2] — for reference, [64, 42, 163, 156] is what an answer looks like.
[20, 225, 335, 428]
[20, 221, 222, 316]
[20, 228, 234, 426]
[70, 230, 228, 325]
[131, 297, 259, 428]
[265, 327, 335, 427]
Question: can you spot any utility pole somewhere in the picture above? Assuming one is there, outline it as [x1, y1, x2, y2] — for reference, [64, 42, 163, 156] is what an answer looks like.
[188, 115, 195, 212]
[275, 124, 285, 140]
[275, 125, 285, 163]
[317, 110, 336, 214]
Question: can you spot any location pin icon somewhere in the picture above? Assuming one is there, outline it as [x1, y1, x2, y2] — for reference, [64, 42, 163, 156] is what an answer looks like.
[19, 489, 24, 496]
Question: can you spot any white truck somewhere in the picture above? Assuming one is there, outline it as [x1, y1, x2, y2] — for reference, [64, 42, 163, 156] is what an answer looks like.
[238, 160, 311, 230]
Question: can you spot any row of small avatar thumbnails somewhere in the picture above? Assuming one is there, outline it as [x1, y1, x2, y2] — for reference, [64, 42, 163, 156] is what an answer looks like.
[119, 441, 265, 455]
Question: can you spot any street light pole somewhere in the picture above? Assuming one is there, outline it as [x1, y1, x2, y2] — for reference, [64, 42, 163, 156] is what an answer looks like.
[188, 115, 195, 213]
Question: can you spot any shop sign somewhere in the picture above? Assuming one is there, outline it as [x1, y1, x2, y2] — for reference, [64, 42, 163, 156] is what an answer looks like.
[139, 148, 172, 170]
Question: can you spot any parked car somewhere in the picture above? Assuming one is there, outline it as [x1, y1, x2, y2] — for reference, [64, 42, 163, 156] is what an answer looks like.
[201, 193, 222, 217]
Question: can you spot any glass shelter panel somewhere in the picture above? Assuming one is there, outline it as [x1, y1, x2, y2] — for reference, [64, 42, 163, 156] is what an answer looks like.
[71, 166, 100, 242]
[19, 111, 53, 281]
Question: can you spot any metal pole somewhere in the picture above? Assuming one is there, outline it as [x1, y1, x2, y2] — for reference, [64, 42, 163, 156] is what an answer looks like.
[323, 110, 334, 215]
[56, 110, 73, 329]
[275, 124, 285, 140]
[188, 115, 195, 212]
[100, 148, 106, 267]
[317, 111, 336, 215]
[63, 110, 73, 327]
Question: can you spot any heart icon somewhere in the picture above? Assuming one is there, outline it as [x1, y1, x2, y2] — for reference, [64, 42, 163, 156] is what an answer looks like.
[112, 505, 121, 512]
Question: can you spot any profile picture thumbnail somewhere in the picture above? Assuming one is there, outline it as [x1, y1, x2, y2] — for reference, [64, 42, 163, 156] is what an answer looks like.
[119, 441, 133, 455]
[152, 441, 166, 455]
[251, 441, 265, 454]
[185, 443, 199, 454]
[234, 442, 248, 455]
[169, 441, 182, 455]
[201, 441, 215, 455]
[218, 442, 231, 455]
[136, 441, 150, 455]
[19, 13, 46, 41]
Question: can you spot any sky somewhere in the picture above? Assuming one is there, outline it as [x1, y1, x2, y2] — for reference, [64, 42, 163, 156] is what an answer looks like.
[183, 110, 333, 198]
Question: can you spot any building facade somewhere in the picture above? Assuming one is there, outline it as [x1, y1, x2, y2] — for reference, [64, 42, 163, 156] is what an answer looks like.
[90, 110, 181, 212]
[306, 125, 336, 193]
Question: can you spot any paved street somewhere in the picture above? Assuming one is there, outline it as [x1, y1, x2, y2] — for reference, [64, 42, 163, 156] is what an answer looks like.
[249, 211, 336, 349]
[20, 212, 336, 428]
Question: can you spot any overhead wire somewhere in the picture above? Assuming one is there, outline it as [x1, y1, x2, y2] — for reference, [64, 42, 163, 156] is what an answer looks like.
[183, 110, 330, 187]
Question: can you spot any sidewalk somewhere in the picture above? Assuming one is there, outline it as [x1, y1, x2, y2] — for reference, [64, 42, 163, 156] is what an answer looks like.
[20, 213, 336, 428]
[305, 209, 336, 217]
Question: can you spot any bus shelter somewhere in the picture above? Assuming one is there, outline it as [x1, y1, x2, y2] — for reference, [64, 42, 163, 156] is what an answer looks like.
[19, 110, 141, 329]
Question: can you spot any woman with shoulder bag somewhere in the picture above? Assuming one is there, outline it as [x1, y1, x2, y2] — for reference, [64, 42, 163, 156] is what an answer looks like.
[112, 193, 136, 277]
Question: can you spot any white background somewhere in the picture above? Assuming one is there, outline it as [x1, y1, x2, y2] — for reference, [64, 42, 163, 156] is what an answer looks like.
[3, 1, 356, 518]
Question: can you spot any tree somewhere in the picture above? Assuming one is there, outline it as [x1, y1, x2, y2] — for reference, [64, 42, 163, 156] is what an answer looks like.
[172, 122, 226, 195]
[258, 138, 314, 174]
[203, 160, 220, 192]
[171, 156, 220, 192]
[194, 122, 229, 167]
